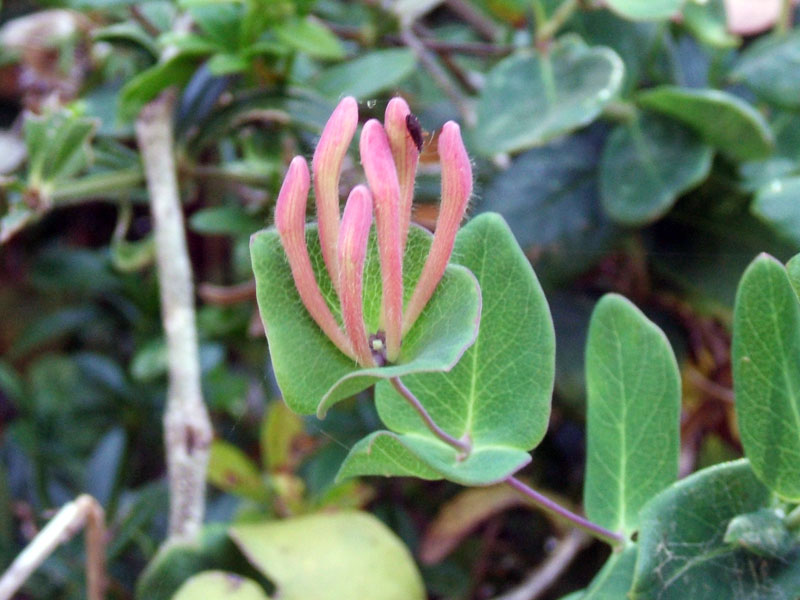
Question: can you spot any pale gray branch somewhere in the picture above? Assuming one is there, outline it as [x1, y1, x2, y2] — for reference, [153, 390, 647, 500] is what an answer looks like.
[0, 495, 106, 600]
[136, 90, 212, 545]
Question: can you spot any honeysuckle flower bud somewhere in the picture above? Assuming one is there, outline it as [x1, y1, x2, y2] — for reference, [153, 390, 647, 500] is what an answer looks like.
[403, 121, 472, 335]
[312, 96, 358, 288]
[360, 119, 405, 362]
[275, 156, 355, 361]
[384, 98, 420, 252]
[338, 185, 375, 367]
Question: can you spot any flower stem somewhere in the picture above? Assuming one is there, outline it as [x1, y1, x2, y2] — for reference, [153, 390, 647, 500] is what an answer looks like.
[390, 377, 471, 454]
[537, 0, 580, 44]
[388, 377, 623, 547]
[505, 476, 624, 547]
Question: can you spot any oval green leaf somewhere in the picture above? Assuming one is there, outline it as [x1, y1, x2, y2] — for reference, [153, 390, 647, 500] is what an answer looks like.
[313, 49, 416, 100]
[600, 113, 712, 225]
[606, 0, 684, 21]
[732, 30, 800, 109]
[630, 459, 800, 599]
[752, 177, 800, 247]
[584, 294, 681, 535]
[230, 511, 425, 600]
[272, 17, 344, 60]
[475, 37, 624, 155]
[173, 571, 271, 600]
[250, 225, 481, 416]
[637, 86, 774, 161]
[732, 254, 800, 500]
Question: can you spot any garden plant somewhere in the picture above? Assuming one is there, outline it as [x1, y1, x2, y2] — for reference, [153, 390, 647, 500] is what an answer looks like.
[2, 0, 800, 599]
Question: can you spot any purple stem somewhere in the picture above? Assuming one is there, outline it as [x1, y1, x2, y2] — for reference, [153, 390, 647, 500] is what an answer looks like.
[389, 377, 625, 547]
[390, 377, 471, 455]
[505, 476, 625, 547]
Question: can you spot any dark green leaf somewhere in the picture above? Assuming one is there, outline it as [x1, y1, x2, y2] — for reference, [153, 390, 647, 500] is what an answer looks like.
[733, 30, 800, 109]
[475, 37, 623, 155]
[752, 177, 800, 247]
[585, 294, 681, 534]
[630, 460, 800, 599]
[732, 254, 800, 500]
[600, 113, 712, 225]
[724, 509, 798, 559]
[313, 49, 416, 99]
[637, 86, 773, 161]
[273, 17, 345, 60]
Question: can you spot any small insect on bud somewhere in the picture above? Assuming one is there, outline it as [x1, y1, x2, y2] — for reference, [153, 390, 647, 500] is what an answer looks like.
[403, 121, 472, 335]
[384, 98, 421, 253]
[275, 156, 355, 361]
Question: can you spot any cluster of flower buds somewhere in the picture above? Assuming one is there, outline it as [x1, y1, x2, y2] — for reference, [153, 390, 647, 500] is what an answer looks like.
[274, 96, 472, 368]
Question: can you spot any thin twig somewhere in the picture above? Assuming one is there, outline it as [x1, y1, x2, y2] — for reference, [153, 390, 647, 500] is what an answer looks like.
[136, 90, 213, 545]
[399, 28, 476, 125]
[390, 377, 472, 454]
[391, 376, 624, 547]
[0, 495, 106, 600]
[444, 0, 501, 41]
[505, 477, 624, 547]
[686, 367, 734, 404]
[491, 529, 589, 600]
[197, 280, 257, 305]
[388, 35, 514, 56]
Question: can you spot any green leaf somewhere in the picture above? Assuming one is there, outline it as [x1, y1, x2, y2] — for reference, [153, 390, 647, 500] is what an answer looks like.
[683, 0, 739, 49]
[190, 206, 264, 236]
[313, 49, 416, 99]
[600, 113, 712, 225]
[24, 111, 97, 189]
[273, 17, 345, 60]
[605, 0, 684, 21]
[230, 511, 425, 600]
[337, 430, 532, 486]
[480, 126, 611, 250]
[207, 52, 250, 75]
[173, 571, 271, 600]
[136, 524, 258, 600]
[637, 86, 774, 161]
[732, 30, 800, 110]
[207, 440, 267, 502]
[581, 545, 637, 599]
[752, 177, 800, 247]
[474, 37, 624, 155]
[118, 54, 198, 122]
[584, 294, 681, 534]
[250, 225, 480, 416]
[724, 509, 798, 560]
[340, 214, 554, 485]
[787, 253, 800, 301]
[261, 400, 304, 472]
[573, 10, 659, 95]
[630, 459, 800, 599]
[394, 216, 551, 423]
[732, 254, 800, 500]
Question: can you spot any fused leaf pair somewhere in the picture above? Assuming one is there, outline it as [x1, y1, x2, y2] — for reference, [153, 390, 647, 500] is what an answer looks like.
[252, 97, 480, 418]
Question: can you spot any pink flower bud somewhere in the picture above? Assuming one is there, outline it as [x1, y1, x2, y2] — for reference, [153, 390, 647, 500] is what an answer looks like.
[403, 121, 472, 334]
[275, 156, 355, 360]
[312, 96, 359, 289]
[360, 119, 404, 362]
[384, 97, 420, 252]
[337, 185, 375, 367]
